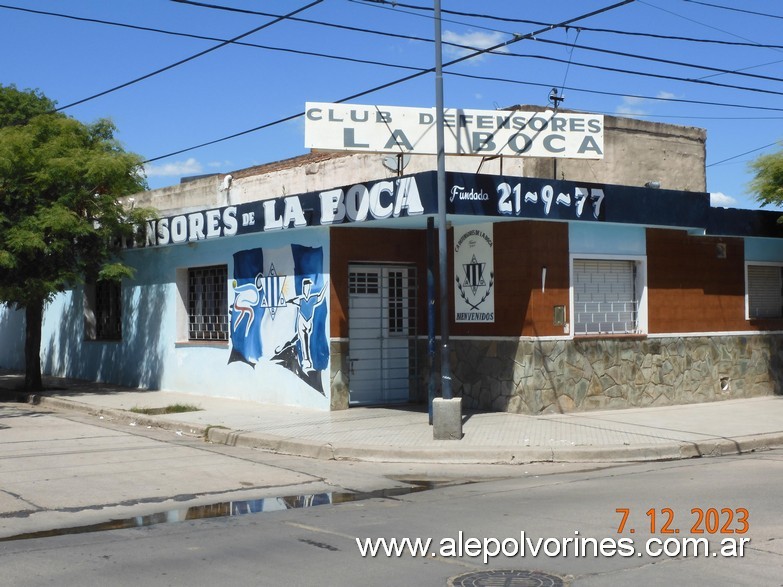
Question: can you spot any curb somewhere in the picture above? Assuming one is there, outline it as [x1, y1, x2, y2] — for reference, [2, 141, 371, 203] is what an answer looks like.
[21, 394, 783, 465]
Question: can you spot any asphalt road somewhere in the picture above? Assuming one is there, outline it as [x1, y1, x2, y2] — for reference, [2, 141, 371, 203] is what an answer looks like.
[2, 403, 781, 586]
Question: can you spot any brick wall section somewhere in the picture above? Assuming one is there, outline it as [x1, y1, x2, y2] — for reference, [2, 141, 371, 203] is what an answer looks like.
[329, 227, 428, 338]
[330, 220, 569, 339]
[644, 228, 783, 333]
[333, 224, 783, 340]
[452, 220, 570, 338]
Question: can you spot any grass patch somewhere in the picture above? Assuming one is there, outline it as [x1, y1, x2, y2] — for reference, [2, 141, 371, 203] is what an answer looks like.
[130, 403, 201, 415]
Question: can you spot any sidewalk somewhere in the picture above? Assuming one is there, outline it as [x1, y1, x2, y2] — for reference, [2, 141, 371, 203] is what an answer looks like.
[2, 370, 783, 463]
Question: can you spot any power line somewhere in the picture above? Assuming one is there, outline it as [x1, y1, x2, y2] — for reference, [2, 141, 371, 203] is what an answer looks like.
[499, 51, 783, 98]
[173, 0, 783, 97]
[172, 0, 436, 45]
[358, 0, 783, 87]
[7, 1, 777, 178]
[144, 0, 636, 163]
[54, 0, 325, 111]
[446, 71, 783, 114]
[353, 0, 783, 50]
[358, 0, 783, 89]
[682, 0, 783, 21]
[0, 3, 424, 74]
[708, 140, 782, 167]
[533, 37, 783, 84]
[16, 0, 781, 107]
[9, 2, 781, 118]
[637, 0, 773, 50]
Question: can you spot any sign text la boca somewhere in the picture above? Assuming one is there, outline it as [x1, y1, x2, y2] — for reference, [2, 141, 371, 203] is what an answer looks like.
[144, 176, 430, 247]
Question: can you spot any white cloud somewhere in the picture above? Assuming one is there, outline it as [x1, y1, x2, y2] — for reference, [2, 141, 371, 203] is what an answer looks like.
[442, 30, 508, 62]
[143, 157, 203, 178]
[623, 96, 646, 105]
[615, 96, 648, 116]
[710, 192, 738, 208]
[616, 91, 677, 115]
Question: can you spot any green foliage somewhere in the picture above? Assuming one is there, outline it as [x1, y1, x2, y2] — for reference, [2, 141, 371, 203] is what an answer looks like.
[0, 84, 151, 309]
[0, 84, 55, 127]
[749, 144, 783, 207]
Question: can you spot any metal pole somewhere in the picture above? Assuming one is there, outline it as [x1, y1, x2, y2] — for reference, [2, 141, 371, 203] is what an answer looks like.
[434, 0, 452, 400]
[426, 216, 436, 424]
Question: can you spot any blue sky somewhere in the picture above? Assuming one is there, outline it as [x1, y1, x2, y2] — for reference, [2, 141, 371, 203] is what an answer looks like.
[2, 0, 782, 209]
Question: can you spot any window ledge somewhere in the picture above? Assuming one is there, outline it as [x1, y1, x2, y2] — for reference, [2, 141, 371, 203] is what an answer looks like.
[573, 333, 647, 342]
[175, 340, 229, 349]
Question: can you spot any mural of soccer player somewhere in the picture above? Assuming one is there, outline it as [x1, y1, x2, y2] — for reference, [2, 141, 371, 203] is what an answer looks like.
[288, 277, 328, 372]
[232, 244, 329, 395]
[231, 273, 263, 337]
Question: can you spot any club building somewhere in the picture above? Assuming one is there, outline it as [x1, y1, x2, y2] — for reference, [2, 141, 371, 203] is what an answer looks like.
[2, 105, 783, 413]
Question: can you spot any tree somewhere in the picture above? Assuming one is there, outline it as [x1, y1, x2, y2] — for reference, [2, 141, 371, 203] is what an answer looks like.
[749, 144, 783, 207]
[0, 84, 149, 390]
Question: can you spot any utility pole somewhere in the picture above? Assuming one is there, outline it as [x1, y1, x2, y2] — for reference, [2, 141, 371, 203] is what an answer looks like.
[432, 0, 462, 440]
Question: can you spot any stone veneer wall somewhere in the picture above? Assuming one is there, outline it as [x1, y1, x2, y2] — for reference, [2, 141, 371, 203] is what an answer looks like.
[445, 335, 783, 414]
[330, 340, 350, 410]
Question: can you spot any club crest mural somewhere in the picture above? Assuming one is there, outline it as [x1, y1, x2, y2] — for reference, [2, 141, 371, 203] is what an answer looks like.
[229, 244, 329, 395]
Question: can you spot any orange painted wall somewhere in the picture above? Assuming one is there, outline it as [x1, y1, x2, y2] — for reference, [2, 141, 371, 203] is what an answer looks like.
[331, 224, 783, 340]
[645, 228, 782, 333]
[450, 221, 569, 338]
[329, 227, 428, 338]
[330, 221, 569, 339]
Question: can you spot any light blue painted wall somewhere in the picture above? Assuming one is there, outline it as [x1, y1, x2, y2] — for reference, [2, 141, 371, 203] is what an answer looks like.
[568, 222, 646, 256]
[745, 237, 783, 263]
[0, 304, 25, 369]
[2, 228, 331, 410]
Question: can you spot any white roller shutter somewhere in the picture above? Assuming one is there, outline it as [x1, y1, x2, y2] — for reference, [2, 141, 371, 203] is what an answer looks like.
[747, 265, 783, 319]
[573, 259, 637, 334]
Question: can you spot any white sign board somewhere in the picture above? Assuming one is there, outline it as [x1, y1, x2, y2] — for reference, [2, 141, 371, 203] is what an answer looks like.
[454, 223, 495, 323]
[305, 102, 603, 159]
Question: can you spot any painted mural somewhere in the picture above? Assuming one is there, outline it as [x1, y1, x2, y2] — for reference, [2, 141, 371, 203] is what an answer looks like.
[229, 244, 329, 395]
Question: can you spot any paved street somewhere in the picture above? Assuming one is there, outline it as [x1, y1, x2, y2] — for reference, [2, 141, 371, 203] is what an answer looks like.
[2, 373, 783, 585]
[1, 408, 781, 587]
[0, 402, 587, 541]
[4, 370, 783, 463]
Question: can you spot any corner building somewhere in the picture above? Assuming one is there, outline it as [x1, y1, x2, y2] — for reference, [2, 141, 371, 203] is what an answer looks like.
[3, 106, 783, 414]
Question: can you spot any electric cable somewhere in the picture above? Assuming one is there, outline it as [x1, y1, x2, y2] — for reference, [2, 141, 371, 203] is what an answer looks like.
[143, 0, 636, 163]
[636, 0, 770, 49]
[682, 0, 783, 21]
[172, 0, 783, 97]
[533, 37, 783, 84]
[9, 2, 782, 104]
[498, 51, 783, 98]
[446, 71, 783, 114]
[708, 141, 782, 167]
[54, 0, 325, 112]
[353, 0, 783, 51]
[10, 2, 782, 125]
[0, 3, 422, 73]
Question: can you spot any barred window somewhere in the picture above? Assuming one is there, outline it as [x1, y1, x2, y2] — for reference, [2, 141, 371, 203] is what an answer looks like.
[349, 271, 380, 295]
[84, 280, 122, 341]
[94, 280, 122, 340]
[188, 265, 228, 341]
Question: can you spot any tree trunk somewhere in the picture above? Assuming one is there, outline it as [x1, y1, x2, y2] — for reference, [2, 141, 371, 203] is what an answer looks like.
[24, 300, 43, 391]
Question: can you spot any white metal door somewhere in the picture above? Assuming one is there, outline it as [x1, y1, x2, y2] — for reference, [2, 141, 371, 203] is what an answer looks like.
[348, 265, 416, 405]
